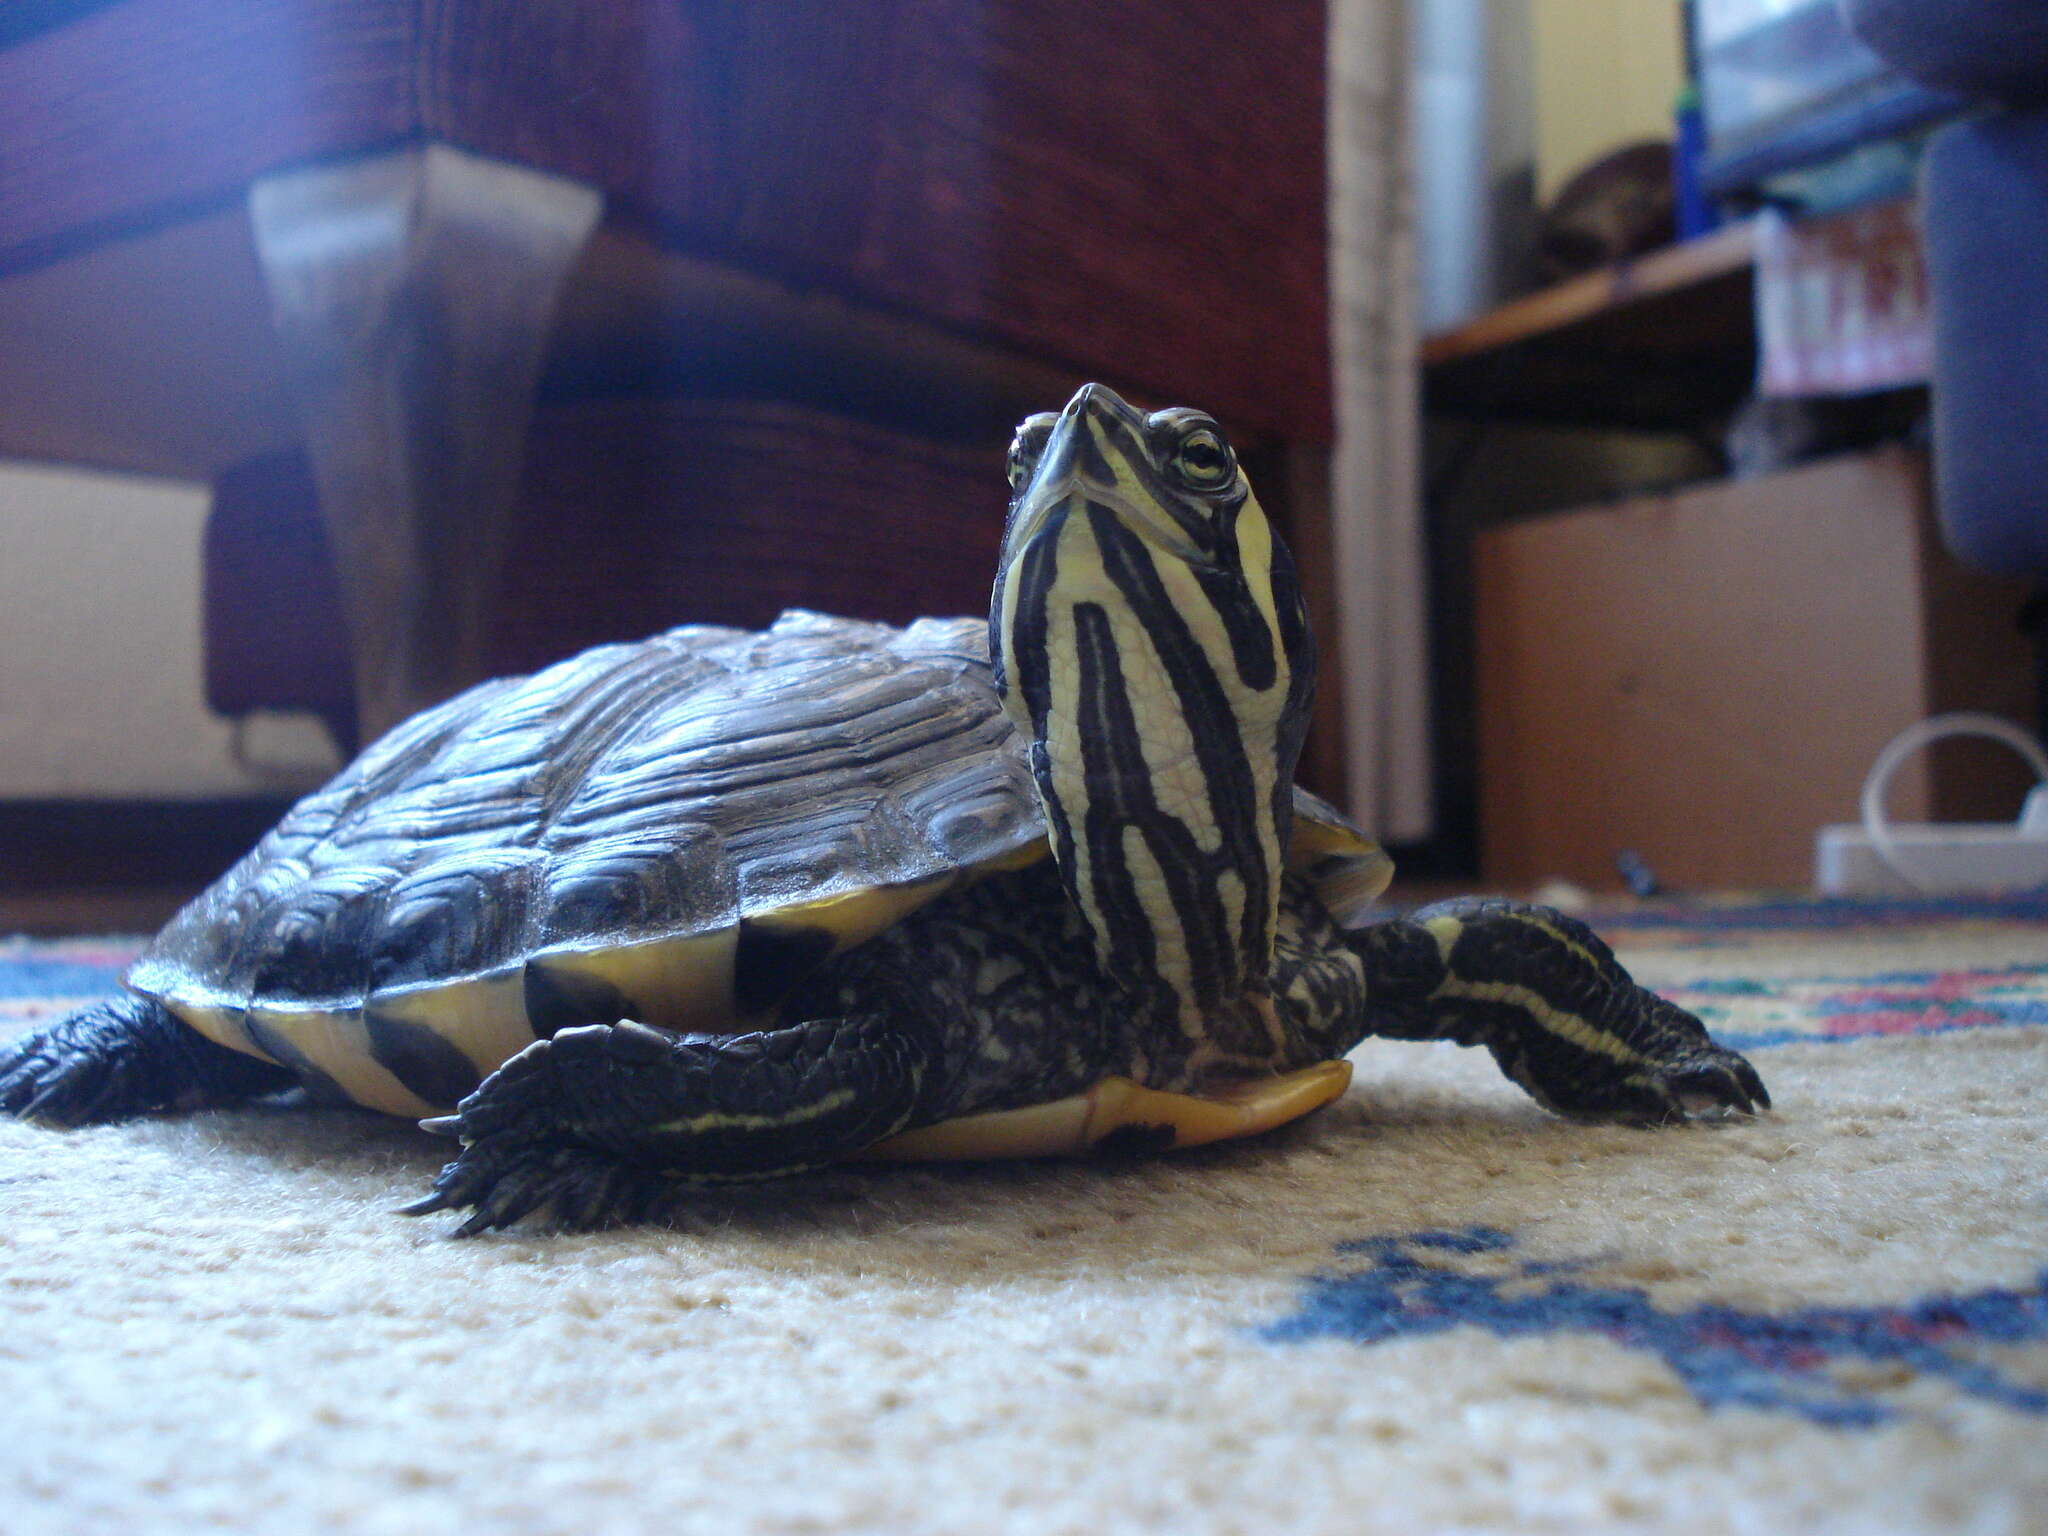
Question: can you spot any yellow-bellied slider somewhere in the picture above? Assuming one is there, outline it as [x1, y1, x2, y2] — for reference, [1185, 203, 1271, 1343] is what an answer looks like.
[2, 384, 1766, 1234]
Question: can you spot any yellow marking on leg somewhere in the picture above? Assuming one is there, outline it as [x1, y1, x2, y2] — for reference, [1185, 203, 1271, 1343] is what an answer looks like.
[1431, 977, 1649, 1067]
[857, 1060, 1353, 1162]
[1421, 914, 1467, 960]
[650, 1086, 858, 1137]
[1423, 909, 1605, 978]
[1513, 912, 1608, 976]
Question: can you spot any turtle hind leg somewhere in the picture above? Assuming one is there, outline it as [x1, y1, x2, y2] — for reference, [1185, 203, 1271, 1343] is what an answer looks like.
[0, 994, 297, 1128]
[1350, 899, 1769, 1122]
[403, 1015, 935, 1235]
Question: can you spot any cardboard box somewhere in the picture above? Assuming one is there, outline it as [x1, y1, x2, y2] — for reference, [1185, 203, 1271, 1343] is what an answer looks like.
[1474, 446, 2036, 890]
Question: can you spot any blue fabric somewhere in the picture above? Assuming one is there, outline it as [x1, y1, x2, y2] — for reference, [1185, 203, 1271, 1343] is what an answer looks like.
[1846, 0, 2048, 106]
[1922, 110, 2048, 576]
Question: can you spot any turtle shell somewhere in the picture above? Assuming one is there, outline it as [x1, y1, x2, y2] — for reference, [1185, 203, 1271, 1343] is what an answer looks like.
[129, 612, 1390, 1117]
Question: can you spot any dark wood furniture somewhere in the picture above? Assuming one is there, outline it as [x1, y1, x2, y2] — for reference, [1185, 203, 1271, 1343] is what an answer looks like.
[0, 1, 1343, 788]
[205, 400, 1014, 749]
[1423, 220, 1758, 432]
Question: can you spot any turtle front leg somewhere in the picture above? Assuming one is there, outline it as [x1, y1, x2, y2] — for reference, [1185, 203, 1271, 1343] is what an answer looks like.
[402, 1015, 936, 1234]
[1349, 899, 1769, 1122]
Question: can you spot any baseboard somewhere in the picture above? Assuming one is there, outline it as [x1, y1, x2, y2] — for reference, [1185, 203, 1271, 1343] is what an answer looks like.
[0, 798, 292, 891]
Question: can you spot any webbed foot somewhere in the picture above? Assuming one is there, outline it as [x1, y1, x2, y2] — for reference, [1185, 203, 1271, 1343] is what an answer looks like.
[401, 1136, 672, 1236]
[1496, 1009, 1771, 1123]
[1363, 900, 1770, 1124]
[401, 1016, 931, 1234]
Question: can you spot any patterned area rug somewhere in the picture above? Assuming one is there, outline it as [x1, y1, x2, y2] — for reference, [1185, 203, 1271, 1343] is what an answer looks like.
[4, 896, 2046, 1534]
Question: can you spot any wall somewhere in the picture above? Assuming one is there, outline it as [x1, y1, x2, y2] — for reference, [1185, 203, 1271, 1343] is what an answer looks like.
[1531, 0, 1686, 198]
[0, 461, 336, 800]
[1409, 0, 1538, 332]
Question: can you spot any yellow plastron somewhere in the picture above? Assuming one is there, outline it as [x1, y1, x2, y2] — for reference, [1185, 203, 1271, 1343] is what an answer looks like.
[858, 1059, 1352, 1162]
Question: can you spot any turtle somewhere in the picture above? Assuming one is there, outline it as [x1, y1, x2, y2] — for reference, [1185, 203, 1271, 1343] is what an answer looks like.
[0, 383, 1767, 1233]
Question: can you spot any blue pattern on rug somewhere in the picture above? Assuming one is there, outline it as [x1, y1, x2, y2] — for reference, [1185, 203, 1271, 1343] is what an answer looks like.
[1671, 964, 2048, 1053]
[1592, 892, 2048, 931]
[0, 940, 141, 1023]
[1264, 1229, 2048, 1428]
[0, 958, 127, 1000]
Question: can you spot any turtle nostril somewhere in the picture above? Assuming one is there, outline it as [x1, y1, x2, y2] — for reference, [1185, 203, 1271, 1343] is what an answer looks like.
[1067, 382, 1133, 424]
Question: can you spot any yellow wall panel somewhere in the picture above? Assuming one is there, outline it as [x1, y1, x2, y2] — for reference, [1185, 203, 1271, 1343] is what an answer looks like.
[1531, 0, 1686, 198]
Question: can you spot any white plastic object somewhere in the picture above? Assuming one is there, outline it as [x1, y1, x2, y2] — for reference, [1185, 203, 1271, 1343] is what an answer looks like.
[1815, 713, 2048, 896]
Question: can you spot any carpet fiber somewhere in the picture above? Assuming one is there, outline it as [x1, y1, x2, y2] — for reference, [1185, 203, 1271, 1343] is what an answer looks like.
[5, 896, 2047, 1533]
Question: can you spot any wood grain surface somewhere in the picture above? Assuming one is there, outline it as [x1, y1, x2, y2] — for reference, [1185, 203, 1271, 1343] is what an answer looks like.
[3, 0, 1329, 438]
[493, 397, 1011, 671]
[207, 396, 1347, 801]
[0, 0, 413, 269]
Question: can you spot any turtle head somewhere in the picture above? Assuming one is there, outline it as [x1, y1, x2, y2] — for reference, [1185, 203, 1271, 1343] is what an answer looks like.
[990, 383, 1314, 1052]
[1001, 385, 1252, 573]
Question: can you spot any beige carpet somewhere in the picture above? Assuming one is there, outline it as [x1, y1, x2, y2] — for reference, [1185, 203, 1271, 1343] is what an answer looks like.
[5, 898, 2048, 1534]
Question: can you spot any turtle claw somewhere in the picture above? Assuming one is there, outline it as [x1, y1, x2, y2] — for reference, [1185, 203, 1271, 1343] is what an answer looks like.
[451, 1150, 569, 1236]
[1514, 1026, 1770, 1126]
[394, 1185, 461, 1218]
[1631, 1047, 1772, 1123]
[399, 1026, 685, 1233]
[1737, 1057, 1772, 1112]
[0, 1019, 135, 1127]
[400, 1137, 666, 1235]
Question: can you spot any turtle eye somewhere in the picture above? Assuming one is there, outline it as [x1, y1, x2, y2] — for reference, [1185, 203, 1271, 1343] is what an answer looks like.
[1007, 414, 1058, 492]
[1172, 427, 1233, 490]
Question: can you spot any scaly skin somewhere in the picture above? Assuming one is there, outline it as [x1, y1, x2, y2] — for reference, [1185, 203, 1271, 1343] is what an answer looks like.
[404, 866, 1766, 1232]
[0, 994, 294, 1126]
[803, 866, 1766, 1121]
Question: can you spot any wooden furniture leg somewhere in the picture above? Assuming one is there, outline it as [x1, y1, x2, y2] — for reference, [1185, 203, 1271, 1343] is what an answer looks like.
[247, 143, 603, 742]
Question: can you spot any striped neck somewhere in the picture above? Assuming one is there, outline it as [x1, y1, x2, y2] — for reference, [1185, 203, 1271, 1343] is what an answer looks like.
[992, 386, 1312, 1054]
